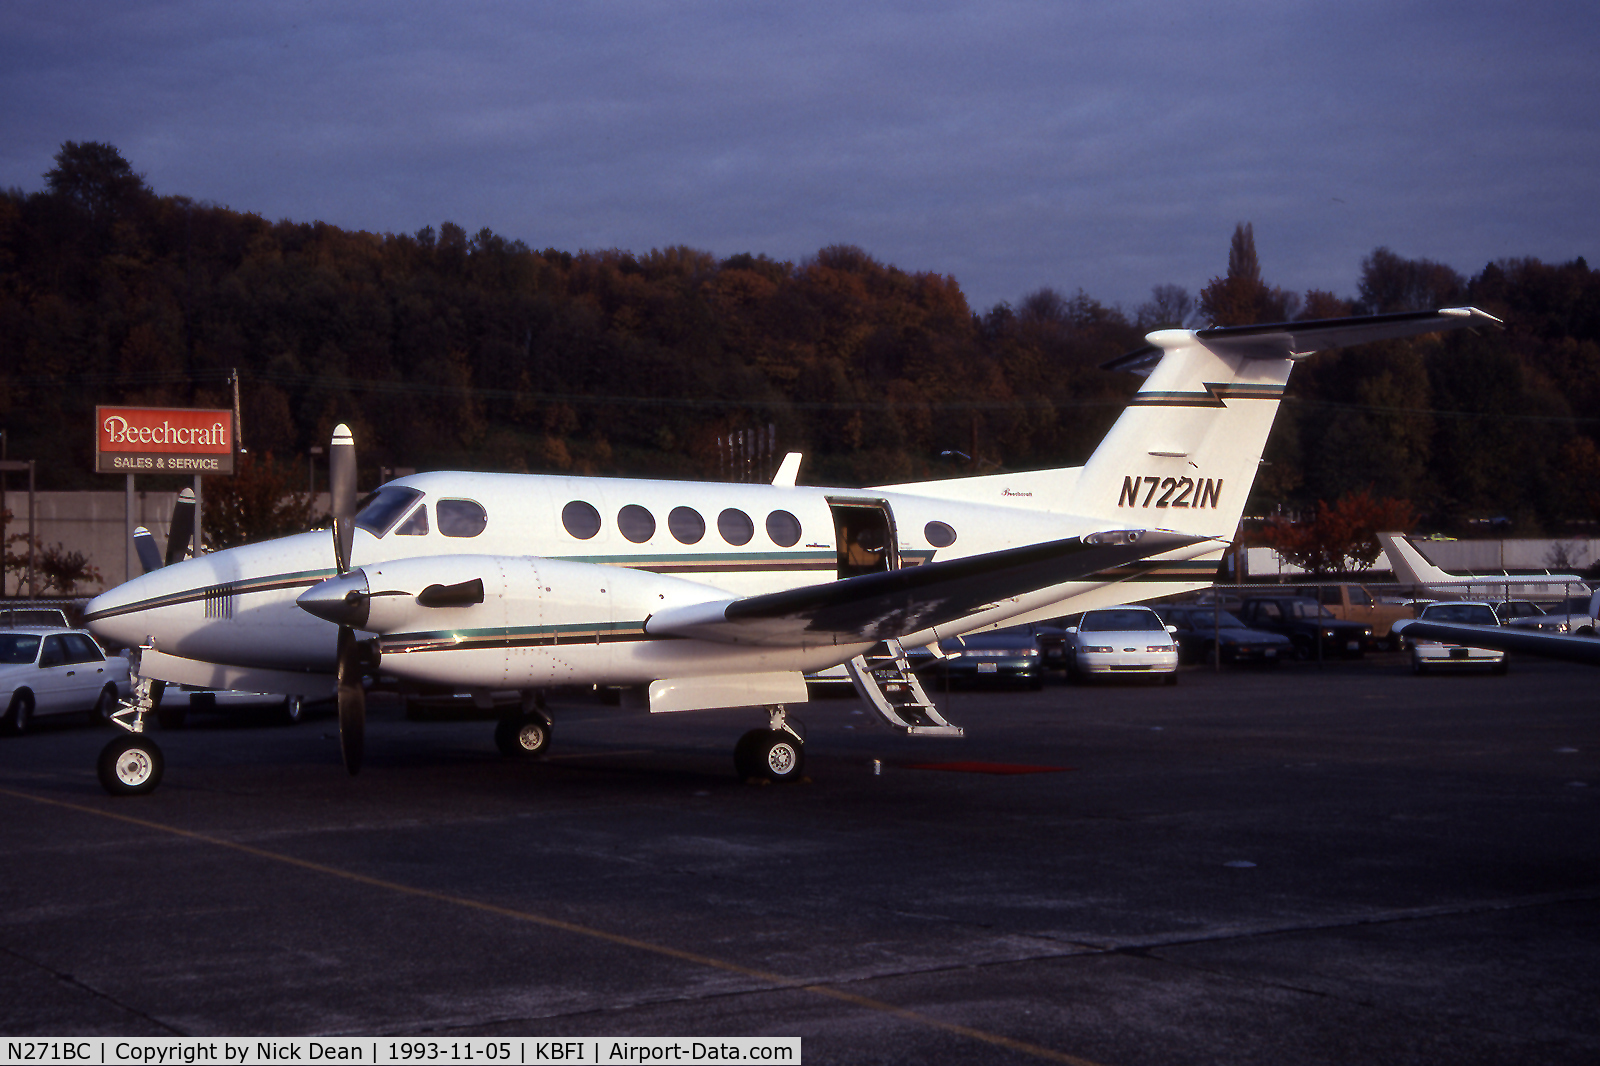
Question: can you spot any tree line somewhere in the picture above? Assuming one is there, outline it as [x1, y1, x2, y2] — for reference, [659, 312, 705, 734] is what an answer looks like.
[3, 143, 1598, 550]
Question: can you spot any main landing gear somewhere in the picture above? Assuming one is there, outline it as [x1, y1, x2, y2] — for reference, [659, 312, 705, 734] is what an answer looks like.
[97, 663, 165, 796]
[495, 690, 552, 758]
[734, 705, 805, 783]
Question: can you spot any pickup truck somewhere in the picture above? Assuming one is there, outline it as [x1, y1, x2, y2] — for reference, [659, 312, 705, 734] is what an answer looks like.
[2, 626, 131, 733]
[1248, 584, 1414, 649]
[1235, 597, 1373, 659]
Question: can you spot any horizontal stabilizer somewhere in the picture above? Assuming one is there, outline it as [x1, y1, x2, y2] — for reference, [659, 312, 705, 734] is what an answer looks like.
[1104, 307, 1503, 376]
[1392, 619, 1600, 667]
[647, 529, 1207, 646]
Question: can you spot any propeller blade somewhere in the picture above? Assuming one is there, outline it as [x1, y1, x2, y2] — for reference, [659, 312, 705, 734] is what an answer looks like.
[165, 488, 196, 567]
[336, 625, 366, 775]
[329, 424, 356, 574]
[132, 527, 163, 574]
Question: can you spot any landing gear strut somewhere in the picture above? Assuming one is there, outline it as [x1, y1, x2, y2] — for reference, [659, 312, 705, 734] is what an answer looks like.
[495, 690, 552, 757]
[734, 705, 805, 783]
[98, 653, 165, 796]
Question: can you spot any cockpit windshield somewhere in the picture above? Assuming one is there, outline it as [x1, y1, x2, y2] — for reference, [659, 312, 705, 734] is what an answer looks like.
[354, 487, 424, 537]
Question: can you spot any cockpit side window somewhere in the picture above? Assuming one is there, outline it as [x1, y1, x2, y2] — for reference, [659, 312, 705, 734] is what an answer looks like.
[394, 505, 429, 536]
[438, 499, 488, 538]
[354, 488, 424, 537]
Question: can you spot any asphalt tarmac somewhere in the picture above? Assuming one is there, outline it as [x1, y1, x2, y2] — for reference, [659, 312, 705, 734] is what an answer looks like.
[2, 655, 1597, 1065]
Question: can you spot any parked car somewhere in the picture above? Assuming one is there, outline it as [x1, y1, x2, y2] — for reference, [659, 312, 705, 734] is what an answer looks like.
[929, 627, 1045, 688]
[1256, 583, 1415, 649]
[1064, 605, 1179, 683]
[158, 685, 308, 728]
[1408, 601, 1507, 674]
[1235, 596, 1371, 659]
[1, 627, 131, 734]
[1155, 605, 1292, 666]
[1513, 592, 1598, 636]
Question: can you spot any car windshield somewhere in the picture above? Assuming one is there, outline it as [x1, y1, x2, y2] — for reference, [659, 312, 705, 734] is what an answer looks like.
[1081, 609, 1163, 632]
[0, 634, 41, 665]
[1289, 601, 1334, 620]
[1423, 603, 1499, 625]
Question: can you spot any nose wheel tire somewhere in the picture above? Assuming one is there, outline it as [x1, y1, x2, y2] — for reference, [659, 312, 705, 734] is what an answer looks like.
[734, 728, 805, 783]
[495, 710, 552, 757]
[98, 734, 164, 796]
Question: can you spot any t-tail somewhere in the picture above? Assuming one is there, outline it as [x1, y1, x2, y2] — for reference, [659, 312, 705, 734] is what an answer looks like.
[1072, 308, 1503, 541]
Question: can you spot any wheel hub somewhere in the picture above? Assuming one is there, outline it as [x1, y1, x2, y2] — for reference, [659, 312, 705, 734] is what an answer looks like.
[116, 749, 153, 787]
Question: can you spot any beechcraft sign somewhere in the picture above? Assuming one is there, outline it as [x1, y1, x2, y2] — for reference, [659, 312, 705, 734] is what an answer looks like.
[96, 406, 235, 474]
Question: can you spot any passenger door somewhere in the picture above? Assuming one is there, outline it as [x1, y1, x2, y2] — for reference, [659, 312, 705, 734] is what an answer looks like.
[827, 498, 900, 579]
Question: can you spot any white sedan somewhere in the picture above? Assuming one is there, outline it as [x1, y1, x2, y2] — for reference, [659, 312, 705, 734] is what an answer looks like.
[2, 627, 131, 733]
[1408, 602, 1507, 674]
[1066, 605, 1180, 684]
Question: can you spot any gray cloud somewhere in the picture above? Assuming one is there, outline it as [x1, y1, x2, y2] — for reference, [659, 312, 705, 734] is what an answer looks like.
[3, 0, 1595, 312]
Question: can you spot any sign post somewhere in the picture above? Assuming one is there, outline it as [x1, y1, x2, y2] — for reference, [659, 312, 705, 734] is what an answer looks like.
[96, 407, 235, 580]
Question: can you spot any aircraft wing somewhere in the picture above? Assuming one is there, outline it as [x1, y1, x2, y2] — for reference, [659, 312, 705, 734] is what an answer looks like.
[1104, 307, 1503, 375]
[646, 529, 1208, 646]
[1392, 619, 1600, 666]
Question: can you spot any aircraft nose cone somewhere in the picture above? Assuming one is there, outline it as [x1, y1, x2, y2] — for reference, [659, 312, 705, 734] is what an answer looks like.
[297, 571, 371, 628]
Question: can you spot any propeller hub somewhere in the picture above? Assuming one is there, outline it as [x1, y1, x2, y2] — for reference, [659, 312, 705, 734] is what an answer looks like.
[297, 571, 371, 629]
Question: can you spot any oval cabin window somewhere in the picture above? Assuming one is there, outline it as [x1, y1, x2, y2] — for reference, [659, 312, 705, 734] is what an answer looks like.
[718, 508, 754, 546]
[562, 500, 602, 540]
[924, 521, 957, 548]
[765, 510, 801, 547]
[669, 506, 705, 544]
[617, 504, 656, 544]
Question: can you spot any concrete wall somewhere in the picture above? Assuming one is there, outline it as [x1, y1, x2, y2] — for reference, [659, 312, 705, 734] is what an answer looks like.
[4, 490, 180, 594]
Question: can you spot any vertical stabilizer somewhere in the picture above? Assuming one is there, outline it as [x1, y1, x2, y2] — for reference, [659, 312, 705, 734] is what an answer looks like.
[1378, 532, 1454, 587]
[1073, 329, 1293, 539]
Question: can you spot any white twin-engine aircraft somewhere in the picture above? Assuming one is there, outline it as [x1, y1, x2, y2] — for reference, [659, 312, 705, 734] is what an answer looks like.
[84, 307, 1501, 795]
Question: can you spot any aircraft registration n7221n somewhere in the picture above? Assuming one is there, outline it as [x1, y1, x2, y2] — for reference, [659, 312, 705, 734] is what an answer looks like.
[84, 306, 1501, 795]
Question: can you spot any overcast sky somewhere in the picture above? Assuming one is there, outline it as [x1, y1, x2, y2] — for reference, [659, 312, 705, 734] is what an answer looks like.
[3, 1, 1596, 314]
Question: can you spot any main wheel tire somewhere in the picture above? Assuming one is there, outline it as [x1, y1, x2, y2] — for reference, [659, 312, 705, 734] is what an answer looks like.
[98, 734, 164, 796]
[278, 695, 305, 726]
[753, 730, 805, 783]
[91, 685, 118, 725]
[5, 691, 34, 736]
[495, 711, 551, 757]
[733, 729, 765, 779]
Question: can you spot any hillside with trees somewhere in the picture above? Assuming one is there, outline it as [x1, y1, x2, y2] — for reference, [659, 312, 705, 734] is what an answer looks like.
[3, 143, 1598, 544]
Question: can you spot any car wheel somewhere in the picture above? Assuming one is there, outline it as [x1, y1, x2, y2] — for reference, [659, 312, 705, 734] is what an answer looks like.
[278, 695, 305, 726]
[91, 684, 118, 725]
[97, 734, 164, 796]
[1293, 638, 1313, 661]
[4, 691, 34, 736]
[1411, 655, 1427, 676]
[1162, 671, 1178, 686]
[1491, 661, 1508, 675]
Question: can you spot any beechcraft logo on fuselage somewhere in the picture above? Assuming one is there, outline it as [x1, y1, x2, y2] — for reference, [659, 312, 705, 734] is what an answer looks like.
[1119, 476, 1222, 509]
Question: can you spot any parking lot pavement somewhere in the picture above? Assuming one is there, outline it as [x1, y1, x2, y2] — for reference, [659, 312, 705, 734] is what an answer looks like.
[1, 655, 1597, 1064]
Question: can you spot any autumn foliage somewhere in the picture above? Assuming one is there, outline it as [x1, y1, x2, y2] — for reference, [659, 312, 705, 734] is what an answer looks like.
[3, 143, 1600, 539]
[1262, 490, 1417, 577]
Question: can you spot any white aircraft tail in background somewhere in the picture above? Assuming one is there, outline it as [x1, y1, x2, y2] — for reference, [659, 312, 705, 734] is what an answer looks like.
[1378, 532, 1585, 598]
